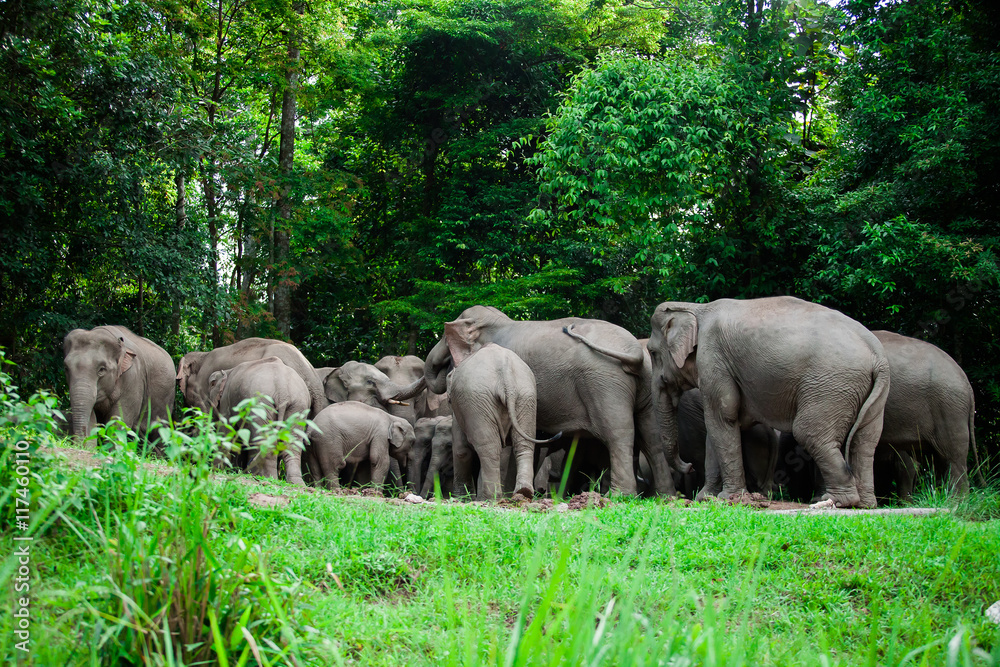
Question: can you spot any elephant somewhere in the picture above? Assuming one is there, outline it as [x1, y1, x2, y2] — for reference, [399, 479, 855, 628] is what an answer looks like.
[424, 305, 682, 496]
[322, 360, 426, 413]
[649, 297, 890, 508]
[417, 416, 458, 497]
[308, 401, 415, 493]
[177, 338, 326, 417]
[444, 333, 561, 499]
[207, 356, 311, 485]
[63, 325, 175, 440]
[675, 389, 779, 499]
[872, 330, 982, 496]
[775, 331, 983, 501]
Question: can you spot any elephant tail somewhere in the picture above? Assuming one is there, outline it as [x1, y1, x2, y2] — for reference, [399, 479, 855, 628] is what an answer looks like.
[969, 394, 986, 487]
[843, 356, 891, 469]
[563, 324, 643, 376]
[504, 383, 562, 445]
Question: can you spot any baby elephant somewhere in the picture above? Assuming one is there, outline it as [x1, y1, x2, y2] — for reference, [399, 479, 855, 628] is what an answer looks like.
[208, 357, 311, 485]
[309, 401, 415, 493]
[446, 330, 560, 499]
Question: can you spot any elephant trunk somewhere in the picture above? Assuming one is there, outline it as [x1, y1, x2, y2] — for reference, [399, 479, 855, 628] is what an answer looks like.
[423, 339, 452, 394]
[69, 381, 98, 439]
[654, 386, 683, 478]
[379, 375, 426, 404]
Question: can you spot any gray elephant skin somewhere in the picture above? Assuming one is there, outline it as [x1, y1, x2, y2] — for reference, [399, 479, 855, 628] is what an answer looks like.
[322, 360, 426, 414]
[424, 305, 681, 496]
[375, 355, 450, 423]
[445, 331, 560, 499]
[207, 357, 311, 485]
[410, 415, 454, 496]
[63, 325, 175, 440]
[308, 401, 415, 493]
[178, 338, 326, 417]
[778, 331, 983, 501]
[674, 389, 778, 499]
[414, 416, 457, 497]
[649, 296, 890, 508]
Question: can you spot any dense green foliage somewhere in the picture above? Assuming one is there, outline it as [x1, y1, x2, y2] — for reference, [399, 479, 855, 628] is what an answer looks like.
[1, 0, 998, 459]
[1, 373, 998, 665]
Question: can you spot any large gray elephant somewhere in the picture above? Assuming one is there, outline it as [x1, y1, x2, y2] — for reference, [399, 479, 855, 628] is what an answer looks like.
[63, 325, 175, 440]
[873, 330, 982, 495]
[178, 338, 326, 417]
[673, 389, 779, 499]
[308, 401, 415, 493]
[649, 297, 890, 508]
[207, 357, 311, 485]
[424, 305, 682, 496]
[445, 332, 561, 499]
[417, 416, 458, 497]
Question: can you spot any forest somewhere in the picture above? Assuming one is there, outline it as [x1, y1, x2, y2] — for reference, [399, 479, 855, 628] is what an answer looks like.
[2, 0, 999, 460]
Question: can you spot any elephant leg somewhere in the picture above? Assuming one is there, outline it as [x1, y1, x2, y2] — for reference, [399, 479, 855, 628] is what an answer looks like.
[847, 417, 882, 508]
[370, 450, 391, 493]
[702, 382, 746, 499]
[894, 450, 917, 501]
[281, 445, 305, 486]
[635, 404, 678, 496]
[451, 420, 477, 498]
[510, 402, 537, 497]
[261, 453, 280, 480]
[695, 435, 724, 501]
[948, 456, 969, 496]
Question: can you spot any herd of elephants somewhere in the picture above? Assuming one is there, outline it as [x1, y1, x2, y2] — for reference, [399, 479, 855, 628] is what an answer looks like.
[61, 296, 984, 508]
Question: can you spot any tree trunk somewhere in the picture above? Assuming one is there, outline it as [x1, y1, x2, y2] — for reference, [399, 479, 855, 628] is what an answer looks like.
[273, 3, 303, 339]
[172, 171, 186, 339]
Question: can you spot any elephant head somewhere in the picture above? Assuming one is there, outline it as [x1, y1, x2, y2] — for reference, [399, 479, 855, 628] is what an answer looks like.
[207, 369, 229, 412]
[388, 417, 416, 463]
[176, 351, 210, 410]
[648, 304, 704, 481]
[323, 361, 425, 409]
[425, 306, 510, 392]
[63, 327, 138, 438]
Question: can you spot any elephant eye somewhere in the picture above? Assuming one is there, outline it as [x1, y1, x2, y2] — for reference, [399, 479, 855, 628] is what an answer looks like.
[97, 366, 107, 376]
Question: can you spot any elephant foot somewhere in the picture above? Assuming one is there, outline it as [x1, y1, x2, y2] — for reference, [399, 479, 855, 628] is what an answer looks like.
[514, 485, 534, 498]
[816, 487, 869, 508]
[716, 487, 748, 502]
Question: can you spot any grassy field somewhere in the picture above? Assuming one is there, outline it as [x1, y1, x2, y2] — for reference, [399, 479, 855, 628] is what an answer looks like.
[2, 384, 999, 665]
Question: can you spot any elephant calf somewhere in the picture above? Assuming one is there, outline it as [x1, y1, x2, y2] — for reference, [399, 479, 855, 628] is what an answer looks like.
[446, 331, 560, 500]
[308, 401, 415, 493]
[208, 357, 311, 485]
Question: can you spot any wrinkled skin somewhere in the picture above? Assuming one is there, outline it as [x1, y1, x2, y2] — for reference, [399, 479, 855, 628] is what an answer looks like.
[323, 360, 426, 413]
[778, 332, 983, 501]
[178, 338, 326, 417]
[424, 305, 680, 496]
[873, 330, 982, 496]
[418, 416, 458, 498]
[445, 336, 560, 500]
[675, 389, 779, 499]
[63, 326, 175, 440]
[208, 357, 311, 485]
[374, 355, 427, 424]
[649, 297, 890, 509]
[308, 401, 415, 493]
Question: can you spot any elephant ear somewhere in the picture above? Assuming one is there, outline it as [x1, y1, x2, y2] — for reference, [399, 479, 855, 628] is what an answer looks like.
[663, 310, 698, 369]
[324, 369, 348, 403]
[176, 357, 190, 394]
[444, 318, 481, 366]
[388, 420, 409, 449]
[117, 336, 137, 375]
[208, 370, 229, 411]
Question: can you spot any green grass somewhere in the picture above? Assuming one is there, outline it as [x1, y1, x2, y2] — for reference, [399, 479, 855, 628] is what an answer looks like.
[1, 369, 999, 666]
